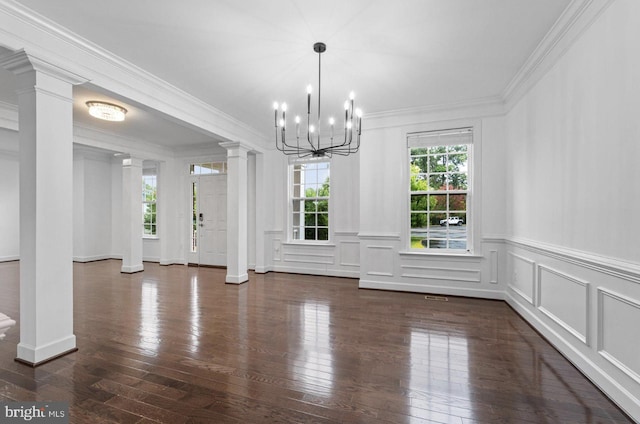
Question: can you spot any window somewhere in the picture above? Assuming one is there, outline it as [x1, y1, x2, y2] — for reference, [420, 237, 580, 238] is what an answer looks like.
[291, 161, 330, 241]
[190, 161, 226, 175]
[142, 174, 157, 236]
[409, 128, 471, 251]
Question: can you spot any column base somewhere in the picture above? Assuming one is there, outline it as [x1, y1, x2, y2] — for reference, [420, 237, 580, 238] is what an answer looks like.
[225, 273, 249, 284]
[16, 335, 77, 366]
[121, 264, 144, 273]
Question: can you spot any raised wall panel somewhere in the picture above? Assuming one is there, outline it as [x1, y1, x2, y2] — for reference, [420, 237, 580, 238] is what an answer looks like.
[400, 264, 480, 283]
[272, 239, 281, 262]
[283, 251, 334, 265]
[365, 245, 394, 277]
[537, 265, 589, 345]
[489, 250, 498, 284]
[508, 252, 535, 305]
[339, 241, 360, 267]
[598, 288, 640, 385]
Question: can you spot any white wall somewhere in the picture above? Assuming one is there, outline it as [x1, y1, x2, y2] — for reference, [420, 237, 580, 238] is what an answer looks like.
[73, 148, 113, 262]
[0, 128, 19, 261]
[357, 114, 507, 298]
[262, 148, 361, 277]
[504, 0, 640, 419]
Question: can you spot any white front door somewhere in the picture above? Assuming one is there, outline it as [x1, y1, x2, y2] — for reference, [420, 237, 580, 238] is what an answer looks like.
[193, 175, 227, 266]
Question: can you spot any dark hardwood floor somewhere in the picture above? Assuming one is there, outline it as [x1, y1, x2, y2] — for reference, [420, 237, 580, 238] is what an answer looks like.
[0, 260, 632, 423]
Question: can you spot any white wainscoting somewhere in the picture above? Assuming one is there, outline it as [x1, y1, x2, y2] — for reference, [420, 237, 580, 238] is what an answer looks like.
[264, 231, 359, 278]
[358, 235, 505, 299]
[598, 288, 640, 386]
[505, 238, 640, 421]
[507, 252, 535, 305]
[537, 265, 590, 345]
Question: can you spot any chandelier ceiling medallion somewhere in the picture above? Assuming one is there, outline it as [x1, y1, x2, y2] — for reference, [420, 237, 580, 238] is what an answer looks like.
[273, 42, 362, 158]
[86, 101, 127, 122]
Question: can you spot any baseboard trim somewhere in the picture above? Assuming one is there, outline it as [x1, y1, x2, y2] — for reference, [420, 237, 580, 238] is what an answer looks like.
[506, 293, 640, 422]
[16, 335, 77, 366]
[358, 278, 504, 300]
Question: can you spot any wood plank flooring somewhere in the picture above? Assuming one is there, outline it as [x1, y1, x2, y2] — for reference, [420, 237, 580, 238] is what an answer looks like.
[0, 260, 633, 423]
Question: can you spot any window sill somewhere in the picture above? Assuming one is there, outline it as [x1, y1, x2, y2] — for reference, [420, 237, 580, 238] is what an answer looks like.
[282, 241, 336, 248]
[143, 236, 159, 240]
[399, 250, 482, 259]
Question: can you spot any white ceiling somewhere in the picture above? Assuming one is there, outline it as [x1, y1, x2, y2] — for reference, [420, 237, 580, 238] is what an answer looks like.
[1, 0, 572, 150]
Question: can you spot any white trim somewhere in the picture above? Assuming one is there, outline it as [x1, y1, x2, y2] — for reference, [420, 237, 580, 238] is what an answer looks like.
[503, 0, 617, 111]
[0, 2, 267, 147]
[507, 251, 536, 305]
[536, 264, 590, 346]
[0, 255, 19, 262]
[73, 255, 112, 263]
[17, 334, 76, 365]
[357, 232, 401, 240]
[597, 288, 640, 386]
[506, 237, 640, 284]
[359, 278, 503, 300]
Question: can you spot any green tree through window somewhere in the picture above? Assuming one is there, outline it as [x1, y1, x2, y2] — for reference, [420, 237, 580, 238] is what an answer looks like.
[409, 129, 471, 250]
[143, 175, 157, 236]
[292, 162, 330, 241]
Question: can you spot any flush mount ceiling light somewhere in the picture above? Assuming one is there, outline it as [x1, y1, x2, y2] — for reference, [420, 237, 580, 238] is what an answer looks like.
[86, 101, 127, 122]
[273, 42, 362, 158]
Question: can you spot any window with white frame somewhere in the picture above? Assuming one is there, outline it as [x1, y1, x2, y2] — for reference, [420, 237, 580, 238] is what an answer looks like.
[142, 173, 157, 237]
[409, 128, 472, 251]
[291, 161, 330, 241]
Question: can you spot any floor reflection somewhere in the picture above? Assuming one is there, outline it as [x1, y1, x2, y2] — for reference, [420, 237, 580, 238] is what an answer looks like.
[295, 302, 334, 397]
[139, 281, 160, 352]
[410, 329, 472, 422]
[188, 274, 201, 353]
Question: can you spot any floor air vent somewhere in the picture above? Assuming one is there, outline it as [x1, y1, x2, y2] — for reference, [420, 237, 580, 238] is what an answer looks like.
[425, 295, 448, 301]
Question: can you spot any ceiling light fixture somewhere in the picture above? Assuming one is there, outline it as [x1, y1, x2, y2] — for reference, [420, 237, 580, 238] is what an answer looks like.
[86, 101, 127, 122]
[273, 42, 362, 157]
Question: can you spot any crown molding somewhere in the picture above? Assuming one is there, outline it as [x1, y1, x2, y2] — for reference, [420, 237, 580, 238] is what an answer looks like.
[0, 48, 87, 85]
[363, 96, 505, 130]
[0, 0, 269, 146]
[502, 0, 616, 111]
[0, 100, 18, 131]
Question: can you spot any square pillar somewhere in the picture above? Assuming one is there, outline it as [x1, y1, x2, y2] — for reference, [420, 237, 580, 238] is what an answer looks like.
[220, 141, 250, 284]
[254, 153, 266, 273]
[121, 156, 144, 273]
[0, 50, 87, 365]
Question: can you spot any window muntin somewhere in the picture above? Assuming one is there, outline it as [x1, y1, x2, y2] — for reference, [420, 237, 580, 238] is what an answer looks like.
[409, 128, 471, 251]
[142, 174, 157, 236]
[291, 161, 330, 241]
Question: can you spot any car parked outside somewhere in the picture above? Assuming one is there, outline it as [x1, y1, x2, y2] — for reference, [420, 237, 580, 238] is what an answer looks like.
[440, 216, 464, 226]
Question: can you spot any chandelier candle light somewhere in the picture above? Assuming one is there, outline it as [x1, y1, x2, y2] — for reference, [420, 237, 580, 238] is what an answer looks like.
[274, 42, 362, 157]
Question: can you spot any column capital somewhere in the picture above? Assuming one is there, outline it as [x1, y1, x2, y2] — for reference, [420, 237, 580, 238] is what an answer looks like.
[0, 49, 88, 85]
[220, 141, 251, 159]
[121, 156, 143, 168]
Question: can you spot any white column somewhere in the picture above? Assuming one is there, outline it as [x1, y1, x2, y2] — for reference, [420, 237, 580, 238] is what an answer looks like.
[221, 141, 250, 284]
[158, 160, 171, 265]
[254, 153, 266, 273]
[121, 156, 144, 273]
[0, 50, 87, 365]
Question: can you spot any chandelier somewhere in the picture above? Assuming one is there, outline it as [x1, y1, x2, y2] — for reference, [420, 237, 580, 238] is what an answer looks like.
[273, 42, 362, 157]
